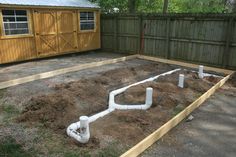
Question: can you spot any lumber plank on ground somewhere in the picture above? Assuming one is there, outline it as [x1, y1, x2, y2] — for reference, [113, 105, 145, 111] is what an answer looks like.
[137, 55, 234, 75]
[120, 72, 233, 157]
[0, 55, 138, 90]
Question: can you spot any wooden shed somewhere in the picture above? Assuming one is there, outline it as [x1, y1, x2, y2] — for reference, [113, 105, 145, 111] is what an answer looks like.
[0, 0, 101, 64]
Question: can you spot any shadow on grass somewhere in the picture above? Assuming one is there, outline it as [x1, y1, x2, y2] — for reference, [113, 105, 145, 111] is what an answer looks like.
[0, 137, 32, 157]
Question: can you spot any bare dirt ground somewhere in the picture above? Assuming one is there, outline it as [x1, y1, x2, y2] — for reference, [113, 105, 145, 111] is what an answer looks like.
[141, 73, 236, 157]
[0, 54, 225, 157]
[16, 63, 172, 133]
[0, 51, 125, 82]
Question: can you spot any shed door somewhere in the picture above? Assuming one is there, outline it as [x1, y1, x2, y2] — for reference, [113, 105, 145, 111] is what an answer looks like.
[34, 10, 58, 56]
[57, 10, 77, 53]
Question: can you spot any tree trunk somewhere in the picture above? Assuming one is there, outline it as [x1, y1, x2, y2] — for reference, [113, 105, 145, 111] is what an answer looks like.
[128, 0, 136, 13]
[163, 0, 169, 13]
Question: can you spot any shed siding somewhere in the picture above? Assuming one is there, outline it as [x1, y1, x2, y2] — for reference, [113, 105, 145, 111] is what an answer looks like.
[0, 7, 100, 64]
[0, 37, 36, 63]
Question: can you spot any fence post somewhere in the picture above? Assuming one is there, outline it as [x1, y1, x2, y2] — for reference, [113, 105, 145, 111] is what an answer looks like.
[222, 17, 234, 68]
[113, 15, 118, 53]
[165, 17, 171, 59]
[138, 15, 143, 54]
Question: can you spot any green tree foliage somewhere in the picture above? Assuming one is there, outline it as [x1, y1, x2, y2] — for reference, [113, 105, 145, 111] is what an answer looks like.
[89, 0, 231, 13]
[169, 0, 226, 13]
[89, 0, 128, 13]
[89, 0, 164, 13]
[137, 0, 163, 13]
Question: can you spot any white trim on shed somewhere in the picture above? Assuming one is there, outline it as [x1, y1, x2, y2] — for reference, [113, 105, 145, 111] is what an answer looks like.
[0, 0, 99, 8]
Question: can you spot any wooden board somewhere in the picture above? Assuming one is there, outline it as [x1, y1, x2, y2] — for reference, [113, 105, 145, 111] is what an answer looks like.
[138, 55, 234, 75]
[120, 71, 234, 157]
[1, 53, 233, 90]
[0, 55, 138, 90]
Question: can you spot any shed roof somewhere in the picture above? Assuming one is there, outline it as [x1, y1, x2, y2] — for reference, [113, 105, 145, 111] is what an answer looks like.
[0, 0, 99, 9]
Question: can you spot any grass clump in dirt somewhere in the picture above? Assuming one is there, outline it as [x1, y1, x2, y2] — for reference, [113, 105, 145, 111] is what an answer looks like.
[0, 104, 20, 123]
[64, 151, 91, 157]
[97, 143, 122, 157]
[0, 137, 32, 157]
[0, 89, 6, 99]
[172, 104, 185, 116]
[2, 104, 19, 115]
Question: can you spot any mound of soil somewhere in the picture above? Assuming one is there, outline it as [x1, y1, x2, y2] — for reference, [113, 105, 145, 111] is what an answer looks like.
[17, 63, 173, 132]
[17, 93, 78, 131]
[205, 76, 221, 84]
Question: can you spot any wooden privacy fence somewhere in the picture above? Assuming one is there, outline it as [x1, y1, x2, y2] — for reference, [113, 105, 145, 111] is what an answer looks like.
[101, 14, 236, 69]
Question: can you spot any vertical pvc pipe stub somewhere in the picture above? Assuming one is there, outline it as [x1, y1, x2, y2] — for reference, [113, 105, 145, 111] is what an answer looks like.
[146, 87, 153, 92]
[80, 116, 89, 132]
[80, 116, 89, 122]
[145, 87, 153, 106]
[199, 65, 204, 79]
[79, 116, 90, 139]
[178, 74, 184, 88]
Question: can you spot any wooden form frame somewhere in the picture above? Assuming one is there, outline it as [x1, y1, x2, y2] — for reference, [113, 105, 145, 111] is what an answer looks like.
[0, 54, 234, 156]
[120, 55, 234, 157]
[137, 55, 233, 75]
[0, 55, 138, 90]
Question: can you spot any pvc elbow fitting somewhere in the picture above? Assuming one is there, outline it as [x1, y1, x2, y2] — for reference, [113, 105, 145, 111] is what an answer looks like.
[67, 116, 90, 144]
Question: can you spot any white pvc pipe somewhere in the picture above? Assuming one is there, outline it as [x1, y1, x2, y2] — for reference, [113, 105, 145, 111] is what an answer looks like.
[199, 65, 204, 79]
[178, 74, 184, 88]
[110, 68, 181, 98]
[67, 68, 181, 143]
[66, 109, 116, 143]
[88, 108, 115, 123]
[202, 72, 223, 78]
[109, 87, 153, 110]
[183, 69, 223, 78]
